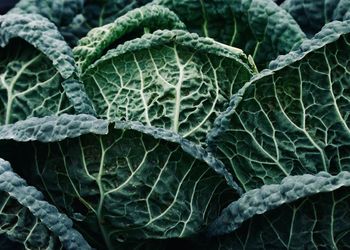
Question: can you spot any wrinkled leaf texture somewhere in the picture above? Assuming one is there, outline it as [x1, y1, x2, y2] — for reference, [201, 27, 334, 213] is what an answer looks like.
[152, 0, 306, 69]
[0, 114, 240, 249]
[208, 20, 350, 191]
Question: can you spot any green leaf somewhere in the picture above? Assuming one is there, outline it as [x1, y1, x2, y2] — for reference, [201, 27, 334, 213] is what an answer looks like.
[0, 14, 75, 79]
[1, 192, 63, 250]
[9, 0, 83, 27]
[152, 0, 306, 69]
[209, 171, 350, 236]
[206, 172, 350, 249]
[61, 77, 96, 116]
[0, 14, 95, 124]
[81, 0, 152, 29]
[62, 0, 152, 46]
[207, 20, 350, 191]
[0, 114, 240, 249]
[0, 158, 91, 250]
[282, 0, 350, 37]
[9, 0, 84, 46]
[9, 0, 152, 47]
[80, 29, 255, 145]
[74, 5, 187, 74]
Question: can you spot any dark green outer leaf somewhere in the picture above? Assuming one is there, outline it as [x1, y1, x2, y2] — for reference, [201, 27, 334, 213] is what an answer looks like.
[8, 0, 83, 27]
[74, 5, 186, 74]
[0, 38, 74, 125]
[0, 114, 240, 249]
[0, 14, 96, 122]
[0, 14, 75, 79]
[81, 0, 152, 29]
[152, 0, 306, 69]
[0, 113, 238, 191]
[334, 0, 350, 20]
[0, 114, 108, 142]
[0, 158, 92, 250]
[8, 0, 84, 46]
[81, 29, 255, 145]
[281, 0, 350, 37]
[1, 191, 63, 250]
[61, 0, 151, 46]
[207, 184, 350, 249]
[208, 171, 350, 236]
[207, 20, 350, 191]
[61, 77, 96, 115]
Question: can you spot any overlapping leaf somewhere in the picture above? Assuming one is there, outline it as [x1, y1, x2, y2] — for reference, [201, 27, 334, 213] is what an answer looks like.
[1, 191, 63, 250]
[152, 0, 306, 69]
[8, 0, 155, 47]
[207, 171, 350, 249]
[0, 114, 240, 249]
[80, 0, 152, 30]
[2, 1, 350, 250]
[79, 28, 255, 145]
[9, 0, 84, 46]
[282, 0, 350, 37]
[9, 0, 83, 27]
[74, 5, 187, 74]
[0, 14, 94, 124]
[207, 20, 350, 191]
[0, 158, 91, 250]
[66, 0, 153, 46]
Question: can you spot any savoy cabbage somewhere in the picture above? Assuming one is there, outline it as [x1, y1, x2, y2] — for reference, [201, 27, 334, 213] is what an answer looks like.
[0, 0, 350, 249]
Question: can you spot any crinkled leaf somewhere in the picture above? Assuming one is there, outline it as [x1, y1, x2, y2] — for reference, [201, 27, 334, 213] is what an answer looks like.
[0, 114, 239, 249]
[0, 14, 75, 79]
[9, 0, 83, 26]
[207, 20, 350, 191]
[152, 0, 306, 69]
[8, 0, 84, 46]
[81, 29, 255, 145]
[0, 158, 91, 250]
[0, 38, 74, 124]
[64, 0, 152, 46]
[209, 171, 350, 236]
[61, 77, 96, 115]
[81, 0, 151, 29]
[1, 192, 63, 250]
[0, 14, 95, 124]
[282, 0, 350, 37]
[206, 172, 350, 249]
[74, 5, 186, 74]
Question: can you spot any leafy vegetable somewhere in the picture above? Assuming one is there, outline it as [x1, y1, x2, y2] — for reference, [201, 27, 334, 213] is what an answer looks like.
[0, 13, 94, 124]
[0, 158, 91, 249]
[207, 171, 350, 249]
[74, 5, 187, 73]
[152, 0, 306, 69]
[77, 25, 255, 144]
[208, 20, 350, 191]
[282, 0, 350, 37]
[9, 0, 83, 28]
[9, 0, 152, 46]
[79, 0, 151, 31]
[2, 1, 350, 249]
[209, 171, 350, 236]
[0, 114, 239, 249]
